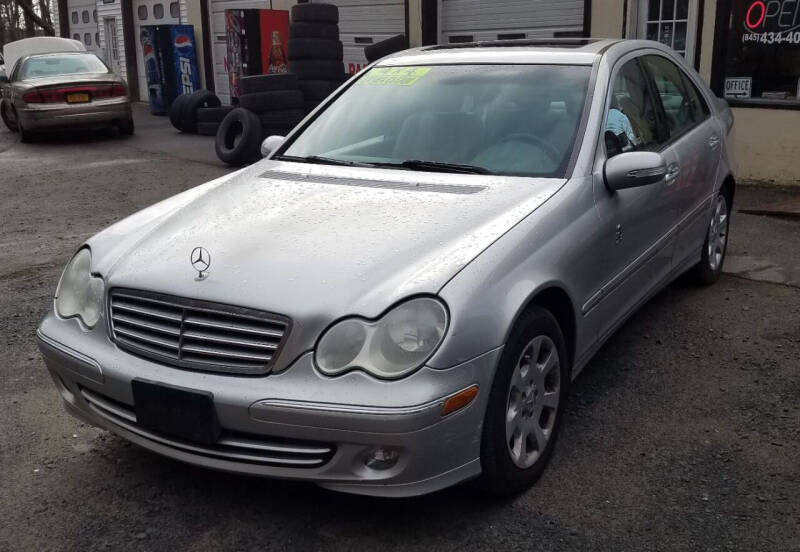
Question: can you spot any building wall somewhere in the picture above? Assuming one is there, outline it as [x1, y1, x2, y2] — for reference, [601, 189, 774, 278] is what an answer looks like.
[592, 0, 800, 185]
[183, 0, 207, 88]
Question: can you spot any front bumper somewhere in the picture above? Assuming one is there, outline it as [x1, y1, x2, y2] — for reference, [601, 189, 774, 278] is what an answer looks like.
[17, 97, 131, 130]
[36, 312, 501, 497]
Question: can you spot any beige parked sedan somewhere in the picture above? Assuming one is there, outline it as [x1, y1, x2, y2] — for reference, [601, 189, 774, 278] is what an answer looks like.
[0, 51, 133, 142]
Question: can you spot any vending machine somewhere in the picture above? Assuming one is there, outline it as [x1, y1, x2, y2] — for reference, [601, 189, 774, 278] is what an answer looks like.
[224, 9, 289, 101]
[140, 24, 201, 115]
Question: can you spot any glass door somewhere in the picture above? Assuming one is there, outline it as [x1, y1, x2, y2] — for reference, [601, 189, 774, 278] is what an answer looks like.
[637, 0, 699, 60]
[104, 18, 121, 74]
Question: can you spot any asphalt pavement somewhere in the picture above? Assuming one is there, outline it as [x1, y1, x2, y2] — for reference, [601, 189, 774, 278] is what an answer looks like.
[0, 110, 798, 552]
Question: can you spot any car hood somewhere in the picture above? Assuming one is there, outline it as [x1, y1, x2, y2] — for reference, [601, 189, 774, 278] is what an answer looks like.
[88, 161, 564, 369]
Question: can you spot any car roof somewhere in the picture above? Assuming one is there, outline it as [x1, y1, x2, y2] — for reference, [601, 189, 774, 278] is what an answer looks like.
[378, 38, 622, 67]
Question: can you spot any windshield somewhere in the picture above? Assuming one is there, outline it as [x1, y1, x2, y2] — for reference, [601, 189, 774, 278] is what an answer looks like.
[20, 54, 109, 80]
[283, 64, 591, 177]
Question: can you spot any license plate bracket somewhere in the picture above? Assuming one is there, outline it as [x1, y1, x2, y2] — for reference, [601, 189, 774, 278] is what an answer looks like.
[132, 379, 220, 445]
[66, 92, 90, 103]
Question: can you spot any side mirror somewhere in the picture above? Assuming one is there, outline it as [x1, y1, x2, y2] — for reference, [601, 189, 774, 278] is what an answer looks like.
[604, 151, 667, 191]
[261, 135, 285, 158]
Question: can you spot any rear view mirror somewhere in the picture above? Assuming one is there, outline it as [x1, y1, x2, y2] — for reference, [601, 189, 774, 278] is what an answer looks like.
[604, 151, 667, 191]
[261, 135, 285, 158]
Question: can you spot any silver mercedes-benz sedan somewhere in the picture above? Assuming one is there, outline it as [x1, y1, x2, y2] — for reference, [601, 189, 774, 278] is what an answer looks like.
[36, 39, 734, 497]
[0, 51, 132, 141]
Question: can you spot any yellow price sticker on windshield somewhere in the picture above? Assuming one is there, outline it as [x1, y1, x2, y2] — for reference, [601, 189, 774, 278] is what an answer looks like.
[358, 67, 431, 86]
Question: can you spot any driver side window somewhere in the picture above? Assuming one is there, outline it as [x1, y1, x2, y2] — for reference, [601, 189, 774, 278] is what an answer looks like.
[606, 59, 661, 157]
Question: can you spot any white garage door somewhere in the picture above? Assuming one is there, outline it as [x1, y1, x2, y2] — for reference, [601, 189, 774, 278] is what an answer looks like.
[66, 0, 101, 58]
[441, 0, 584, 44]
[133, 0, 181, 100]
[312, 0, 405, 75]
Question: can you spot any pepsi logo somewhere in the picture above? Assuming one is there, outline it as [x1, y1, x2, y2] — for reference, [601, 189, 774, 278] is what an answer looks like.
[174, 35, 192, 49]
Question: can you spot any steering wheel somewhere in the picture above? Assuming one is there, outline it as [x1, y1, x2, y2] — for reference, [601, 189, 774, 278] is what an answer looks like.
[496, 132, 561, 165]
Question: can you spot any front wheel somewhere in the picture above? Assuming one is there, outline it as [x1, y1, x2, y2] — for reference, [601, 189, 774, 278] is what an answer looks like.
[690, 190, 731, 285]
[478, 306, 568, 495]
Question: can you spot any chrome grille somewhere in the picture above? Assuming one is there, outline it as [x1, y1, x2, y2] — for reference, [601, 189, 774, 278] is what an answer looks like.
[108, 289, 290, 375]
[80, 388, 335, 467]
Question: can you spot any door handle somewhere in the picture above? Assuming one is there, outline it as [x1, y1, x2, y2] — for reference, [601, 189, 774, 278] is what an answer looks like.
[708, 134, 720, 149]
[665, 162, 680, 184]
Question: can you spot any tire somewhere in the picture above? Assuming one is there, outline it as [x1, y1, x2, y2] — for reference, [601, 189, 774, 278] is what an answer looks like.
[364, 34, 408, 63]
[168, 93, 189, 131]
[288, 38, 343, 60]
[239, 90, 304, 112]
[689, 188, 732, 285]
[239, 73, 299, 95]
[289, 60, 345, 80]
[257, 108, 305, 128]
[118, 117, 135, 136]
[196, 106, 234, 123]
[197, 121, 220, 136]
[479, 306, 569, 496]
[1, 100, 19, 132]
[290, 3, 339, 23]
[215, 108, 263, 166]
[181, 90, 221, 133]
[289, 22, 339, 40]
[297, 79, 340, 101]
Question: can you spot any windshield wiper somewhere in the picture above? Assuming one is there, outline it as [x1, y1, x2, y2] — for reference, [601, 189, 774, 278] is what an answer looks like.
[378, 159, 494, 175]
[274, 154, 374, 168]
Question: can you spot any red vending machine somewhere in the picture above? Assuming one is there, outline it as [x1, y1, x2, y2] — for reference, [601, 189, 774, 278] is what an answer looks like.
[224, 9, 289, 101]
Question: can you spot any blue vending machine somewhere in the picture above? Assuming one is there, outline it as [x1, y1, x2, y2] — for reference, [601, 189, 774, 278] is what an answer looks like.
[139, 24, 201, 115]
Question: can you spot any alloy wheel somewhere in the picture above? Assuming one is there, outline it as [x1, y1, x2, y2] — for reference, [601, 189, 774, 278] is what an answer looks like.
[505, 335, 561, 469]
[707, 194, 729, 271]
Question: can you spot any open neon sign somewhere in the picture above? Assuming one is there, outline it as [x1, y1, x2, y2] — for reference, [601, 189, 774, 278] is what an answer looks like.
[744, 0, 800, 32]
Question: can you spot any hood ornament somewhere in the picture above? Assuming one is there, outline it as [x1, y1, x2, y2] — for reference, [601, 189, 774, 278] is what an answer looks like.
[190, 247, 211, 280]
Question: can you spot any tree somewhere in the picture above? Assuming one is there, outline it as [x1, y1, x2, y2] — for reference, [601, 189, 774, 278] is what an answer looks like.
[13, 0, 53, 36]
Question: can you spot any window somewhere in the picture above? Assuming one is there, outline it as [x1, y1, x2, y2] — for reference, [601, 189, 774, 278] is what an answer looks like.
[283, 64, 591, 178]
[73, 33, 80, 41]
[642, 55, 703, 137]
[82, 10, 89, 23]
[606, 59, 662, 156]
[93, 9, 97, 22]
[639, 0, 698, 59]
[137, 5, 147, 20]
[20, 54, 109, 80]
[153, 3, 164, 19]
[95, 32, 100, 46]
[105, 18, 120, 62]
[169, 1, 179, 18]
[722, 0, 800, 104]
[71, 11, 78, 24]
[84, 33, 92, 46]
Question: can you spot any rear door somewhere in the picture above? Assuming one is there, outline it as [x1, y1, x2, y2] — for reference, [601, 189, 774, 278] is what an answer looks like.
[588, 53, 678, 342]
[640, 54, 721, 268]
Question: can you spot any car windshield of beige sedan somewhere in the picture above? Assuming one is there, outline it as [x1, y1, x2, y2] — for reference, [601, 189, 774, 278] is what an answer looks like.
[20, 53, 109, 80]
[281, 64, 591, 177]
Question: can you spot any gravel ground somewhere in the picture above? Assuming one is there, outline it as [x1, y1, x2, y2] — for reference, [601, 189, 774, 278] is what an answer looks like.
[0, 122, 798, 552]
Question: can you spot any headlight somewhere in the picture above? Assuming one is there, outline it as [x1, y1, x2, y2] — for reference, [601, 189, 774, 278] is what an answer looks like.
[316, 297, 448, 379]
[55, 248, 105, 328]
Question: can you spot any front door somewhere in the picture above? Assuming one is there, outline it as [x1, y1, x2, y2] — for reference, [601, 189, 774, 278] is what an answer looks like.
[104, 18, 121, 74]
[636, 0, 700, 61]
[640, 53, 723, 268]
[588, 54, 677, 342]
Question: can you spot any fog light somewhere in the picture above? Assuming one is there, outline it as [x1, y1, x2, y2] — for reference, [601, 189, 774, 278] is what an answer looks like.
[364, 447, 400, 470]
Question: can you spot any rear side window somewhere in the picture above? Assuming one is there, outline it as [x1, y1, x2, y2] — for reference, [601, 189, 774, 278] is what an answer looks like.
[641, 55, 706, 138]
[606, 59, 663, 156]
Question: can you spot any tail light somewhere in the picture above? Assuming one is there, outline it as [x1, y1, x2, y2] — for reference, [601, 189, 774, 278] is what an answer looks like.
[22, 83, 128, 104]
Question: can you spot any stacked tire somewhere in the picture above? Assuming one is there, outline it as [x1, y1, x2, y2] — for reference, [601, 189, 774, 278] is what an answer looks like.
[289, 3, 346, 114]
[169, 90, 222, 133]
[238, 73, 305, 137]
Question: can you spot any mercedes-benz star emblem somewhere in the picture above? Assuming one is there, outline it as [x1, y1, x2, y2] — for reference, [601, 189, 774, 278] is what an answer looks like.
[190, 246, 211, 280]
